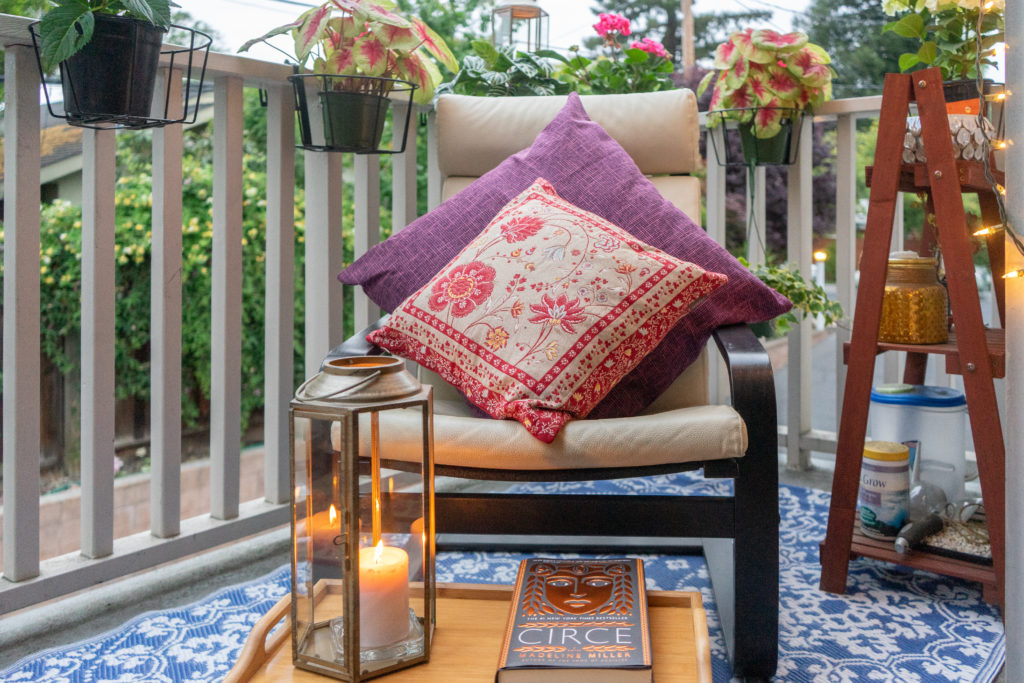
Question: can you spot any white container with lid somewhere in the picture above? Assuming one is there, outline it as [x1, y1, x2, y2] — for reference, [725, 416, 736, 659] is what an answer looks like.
[869, 383, 967, 503]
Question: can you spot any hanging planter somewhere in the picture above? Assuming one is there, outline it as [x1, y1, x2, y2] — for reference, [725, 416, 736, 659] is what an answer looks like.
[698, 29, 834, 168]
[239, 0, 457, 154]
[707, 108, 802, 167]
[290, 74, 416, 154]
[29, 17, 211, 130]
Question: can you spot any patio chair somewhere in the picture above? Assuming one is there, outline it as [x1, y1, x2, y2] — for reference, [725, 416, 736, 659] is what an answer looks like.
[328, 91, 780, 679]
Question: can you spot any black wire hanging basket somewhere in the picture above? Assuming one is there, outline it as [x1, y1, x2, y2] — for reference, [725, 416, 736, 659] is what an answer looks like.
[29, 17, 212, 131]
[706, 107, 803, 167]
[289, 73, 416, 154]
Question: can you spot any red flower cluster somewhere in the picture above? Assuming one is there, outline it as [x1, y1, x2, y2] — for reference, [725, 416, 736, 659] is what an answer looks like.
[629, 38, 669, 59]
[593, 13, 630, 38]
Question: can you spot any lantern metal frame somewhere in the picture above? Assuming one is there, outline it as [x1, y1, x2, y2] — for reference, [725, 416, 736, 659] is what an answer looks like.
[491, 0, 549, 53]
[289, 356, 435, 681]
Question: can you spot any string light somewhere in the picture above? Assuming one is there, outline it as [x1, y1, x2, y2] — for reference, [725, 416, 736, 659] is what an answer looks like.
[973, 225, 1005, 237]
[972, 4, 1019, 278]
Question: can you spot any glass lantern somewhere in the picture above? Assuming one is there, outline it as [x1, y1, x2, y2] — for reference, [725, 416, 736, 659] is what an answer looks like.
[289, 356, 434, 680]
[492, 0, 549, 52]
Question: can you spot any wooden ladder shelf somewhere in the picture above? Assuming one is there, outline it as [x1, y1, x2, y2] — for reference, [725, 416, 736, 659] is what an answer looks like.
[818, 69, 1006, 606]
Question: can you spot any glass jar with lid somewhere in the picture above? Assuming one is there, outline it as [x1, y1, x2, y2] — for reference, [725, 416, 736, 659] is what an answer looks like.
[878, 252, 949, 344]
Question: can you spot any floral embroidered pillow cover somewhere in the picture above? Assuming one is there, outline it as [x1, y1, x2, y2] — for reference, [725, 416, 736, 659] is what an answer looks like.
[368, 179, 727, 442]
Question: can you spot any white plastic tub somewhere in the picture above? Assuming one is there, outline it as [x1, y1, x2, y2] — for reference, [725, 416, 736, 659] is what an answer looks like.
[868, 383, 967, 503]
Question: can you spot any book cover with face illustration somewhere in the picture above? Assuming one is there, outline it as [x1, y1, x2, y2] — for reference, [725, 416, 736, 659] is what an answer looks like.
[497, 558, 652, 681]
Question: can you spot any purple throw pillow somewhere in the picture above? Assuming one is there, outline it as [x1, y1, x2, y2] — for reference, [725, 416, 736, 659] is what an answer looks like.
[339, 92, 791, 418]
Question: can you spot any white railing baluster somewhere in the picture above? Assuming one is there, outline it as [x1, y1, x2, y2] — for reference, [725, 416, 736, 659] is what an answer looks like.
[80, 128, 117, 558]
[785, 116, 814, 470]
[354, 155, 381, 332]
[2, 44, 42, 581]
[392, 103, 419, 231]
[210, 75, 245, 520]
[746, 166, 767, 267]
[264, 85, 296, 505]
[151, 68, 184, 537]
[426, 110, 442, 211]
[303, 149, 345, 377]
[704, 127, 728, 406]
[834, 113, 858, 429]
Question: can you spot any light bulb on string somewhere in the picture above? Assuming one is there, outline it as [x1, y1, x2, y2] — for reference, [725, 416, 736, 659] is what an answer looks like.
[973, 224, 1006, 237]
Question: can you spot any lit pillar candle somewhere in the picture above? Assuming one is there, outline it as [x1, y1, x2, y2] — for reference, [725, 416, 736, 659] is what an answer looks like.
[359, 541, 410, 648]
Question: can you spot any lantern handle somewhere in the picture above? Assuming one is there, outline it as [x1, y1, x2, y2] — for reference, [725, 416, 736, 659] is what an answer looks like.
[294, 370, 382, 402]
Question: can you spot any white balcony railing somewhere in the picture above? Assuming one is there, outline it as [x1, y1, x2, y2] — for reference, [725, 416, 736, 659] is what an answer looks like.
[1, 13, 978, 613]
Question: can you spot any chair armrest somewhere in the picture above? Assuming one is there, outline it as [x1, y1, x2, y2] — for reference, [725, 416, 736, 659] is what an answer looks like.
[322, 315, 390, 368]
[708, 323, 778, 475]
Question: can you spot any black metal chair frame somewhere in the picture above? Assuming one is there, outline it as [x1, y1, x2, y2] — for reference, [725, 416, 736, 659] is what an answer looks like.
[328, 319, 779, 680]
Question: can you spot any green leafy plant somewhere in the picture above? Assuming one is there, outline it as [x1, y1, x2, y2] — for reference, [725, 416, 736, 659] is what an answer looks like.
[239, 0, 457, 104]
[38, 0, 176, 73]
[697, 29, 834, 138]
[881, 0, 1004, 80]
[436, 39, 571, 97]
[543, 13, 675, 94]
[739, 257, 844, 334]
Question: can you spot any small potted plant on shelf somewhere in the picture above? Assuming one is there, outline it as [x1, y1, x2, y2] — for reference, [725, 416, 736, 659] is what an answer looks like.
[698, 29, 834, 165]
[34, 0, 178, 123]
[240, 0, 457, 153]
[882, 0, 1004, 87]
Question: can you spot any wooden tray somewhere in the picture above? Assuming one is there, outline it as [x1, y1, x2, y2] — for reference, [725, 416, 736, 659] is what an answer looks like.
[227, 583, 712, 682]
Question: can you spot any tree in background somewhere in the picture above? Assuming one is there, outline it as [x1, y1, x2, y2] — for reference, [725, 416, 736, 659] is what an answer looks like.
[794, 0, 916, 98]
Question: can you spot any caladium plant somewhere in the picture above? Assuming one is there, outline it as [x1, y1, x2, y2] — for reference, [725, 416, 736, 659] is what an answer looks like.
[698, 29, 834, 139]
[239, 0, 457, 105]
[38, 0, 176, 73]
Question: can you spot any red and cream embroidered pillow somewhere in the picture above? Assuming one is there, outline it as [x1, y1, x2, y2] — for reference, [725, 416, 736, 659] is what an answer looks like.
[367, 179, 728, 442]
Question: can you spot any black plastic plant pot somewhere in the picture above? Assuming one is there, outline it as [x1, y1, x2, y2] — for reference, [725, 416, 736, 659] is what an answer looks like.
[706, 108, 802, 167]
[320, 90, 391, 153]
[289, 73, 416, 154]
[61, 14, 166, 123]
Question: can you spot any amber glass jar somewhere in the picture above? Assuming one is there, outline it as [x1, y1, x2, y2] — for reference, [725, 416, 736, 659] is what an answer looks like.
[878, 256, 949, 344]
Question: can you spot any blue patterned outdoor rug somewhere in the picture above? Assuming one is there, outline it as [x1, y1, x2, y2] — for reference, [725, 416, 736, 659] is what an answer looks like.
[0, 473, 1004, 682]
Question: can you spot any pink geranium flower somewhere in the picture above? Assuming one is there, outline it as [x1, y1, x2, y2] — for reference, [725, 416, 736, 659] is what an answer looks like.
[630, 38, 670, 59]
[593, 13, 630, 38]
[428, 261, 495, 317]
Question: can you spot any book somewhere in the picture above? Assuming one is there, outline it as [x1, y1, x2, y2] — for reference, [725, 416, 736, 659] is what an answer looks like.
[496, 558, 653, 682]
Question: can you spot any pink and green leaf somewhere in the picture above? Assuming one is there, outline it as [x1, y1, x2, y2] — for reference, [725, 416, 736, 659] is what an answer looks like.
[712, 38, 741, 69]
[375, 22, 420, 51]
[731, 28, 773, 64]
[396, 52, 441, 104]
[294, 4, 333, 63]
[333, 0, 409, 28]
[750, 29, 807, 55]
[411, 18, 458, 73]
[752, 103, 784, 138]
[765, 67, 800, 99]
[353, 33, 389, 75]
[722, 55, 750, 91]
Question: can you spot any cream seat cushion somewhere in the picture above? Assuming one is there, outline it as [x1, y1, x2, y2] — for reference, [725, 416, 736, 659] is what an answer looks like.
[380, 91, 749, 470]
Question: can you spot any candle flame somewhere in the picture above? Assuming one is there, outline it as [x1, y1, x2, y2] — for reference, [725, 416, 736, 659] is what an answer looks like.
[388, 477, 394, 494]
[373, 539, 384, 563]
[329, 504, 337, 524]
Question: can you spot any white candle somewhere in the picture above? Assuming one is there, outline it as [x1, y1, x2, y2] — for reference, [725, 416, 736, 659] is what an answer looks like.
[359, 542, 410, 648]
